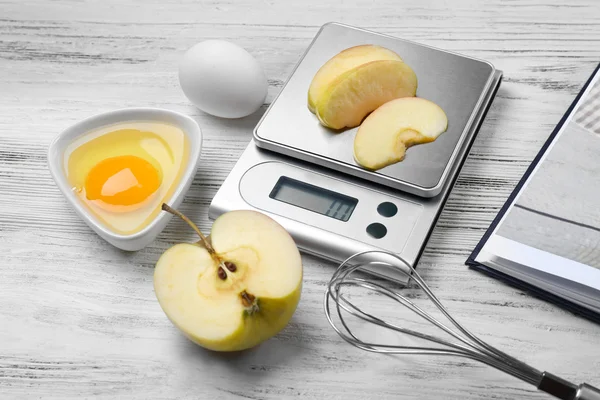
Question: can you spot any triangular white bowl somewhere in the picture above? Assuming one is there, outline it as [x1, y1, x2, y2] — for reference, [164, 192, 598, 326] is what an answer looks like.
[47, 108, 202, 251]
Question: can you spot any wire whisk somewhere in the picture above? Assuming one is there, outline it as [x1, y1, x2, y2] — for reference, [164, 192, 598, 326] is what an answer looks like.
[324, 250, 600, 400]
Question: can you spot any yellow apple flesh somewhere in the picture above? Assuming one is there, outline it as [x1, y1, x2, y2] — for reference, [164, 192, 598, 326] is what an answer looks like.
[354, 97, 448, 170]
[307, 45, 403, 113]
[315, 60, 418, 130]
[154, 208, 303, 351]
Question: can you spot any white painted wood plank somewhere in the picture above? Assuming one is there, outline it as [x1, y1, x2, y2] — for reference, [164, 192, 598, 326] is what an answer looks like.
[498, 206, 600, 268]
[516, 121, 600, 228]
[1, 0, 600, 399]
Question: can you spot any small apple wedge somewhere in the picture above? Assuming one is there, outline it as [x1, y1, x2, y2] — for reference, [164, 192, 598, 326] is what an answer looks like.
[154, 204, 302, 352]
[307, 45, 403, 113]
[315, 60, 417, 130]
[354, 97, 448, 170]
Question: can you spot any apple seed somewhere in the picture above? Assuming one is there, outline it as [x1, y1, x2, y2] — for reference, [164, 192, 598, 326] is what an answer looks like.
[224, 261, 237, 272]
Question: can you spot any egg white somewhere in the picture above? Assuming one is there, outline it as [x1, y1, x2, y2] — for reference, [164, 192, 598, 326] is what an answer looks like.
[64, 121, 188, 235]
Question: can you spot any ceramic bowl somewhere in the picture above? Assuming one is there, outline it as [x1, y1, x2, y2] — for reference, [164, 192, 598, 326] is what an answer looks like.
[47, 108, 202, 251]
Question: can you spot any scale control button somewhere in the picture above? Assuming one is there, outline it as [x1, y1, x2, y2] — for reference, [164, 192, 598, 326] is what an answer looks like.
[377, 202, 398, 217]
[366, 222, 387, 239]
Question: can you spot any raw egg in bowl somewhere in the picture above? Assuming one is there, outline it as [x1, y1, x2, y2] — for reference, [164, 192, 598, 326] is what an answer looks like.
[48, 108, 202, 251]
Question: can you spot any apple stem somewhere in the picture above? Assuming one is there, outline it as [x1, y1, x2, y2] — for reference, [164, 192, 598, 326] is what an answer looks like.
[161, 203, 218, 257]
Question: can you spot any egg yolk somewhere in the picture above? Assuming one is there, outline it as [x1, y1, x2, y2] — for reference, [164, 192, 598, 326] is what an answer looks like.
[84, 155, 161, 206]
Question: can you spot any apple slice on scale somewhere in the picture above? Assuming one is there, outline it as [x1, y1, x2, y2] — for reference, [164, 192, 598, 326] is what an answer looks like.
[307, 44, 404, 113]
[354, 97, 448, 170]
[154, 204, 303, 351]
[315, 60, 418, 130]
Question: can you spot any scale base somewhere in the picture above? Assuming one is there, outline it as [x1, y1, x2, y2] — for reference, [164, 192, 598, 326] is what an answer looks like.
[210, 74, 502, 284]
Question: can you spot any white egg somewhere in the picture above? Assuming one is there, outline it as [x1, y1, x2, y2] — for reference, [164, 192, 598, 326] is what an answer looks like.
[178, 40, 268, 119]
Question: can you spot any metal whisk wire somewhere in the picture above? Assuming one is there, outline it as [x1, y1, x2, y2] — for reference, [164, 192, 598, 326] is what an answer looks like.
[324, 250, 600, 400]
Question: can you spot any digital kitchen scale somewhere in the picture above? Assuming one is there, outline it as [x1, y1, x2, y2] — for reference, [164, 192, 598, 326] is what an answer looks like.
[209, 23, 502, 282]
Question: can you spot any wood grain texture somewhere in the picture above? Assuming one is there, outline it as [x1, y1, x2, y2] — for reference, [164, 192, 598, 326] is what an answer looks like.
[499, 206, 600, 268]
[1, 0, 600, 398]
[516, 121, 600, 228]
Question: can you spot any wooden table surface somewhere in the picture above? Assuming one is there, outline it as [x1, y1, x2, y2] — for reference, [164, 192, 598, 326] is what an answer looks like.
[1, 1, 599, 398]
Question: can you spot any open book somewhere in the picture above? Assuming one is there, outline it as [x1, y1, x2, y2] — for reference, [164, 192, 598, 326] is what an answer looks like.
[467, 64, 600, 322]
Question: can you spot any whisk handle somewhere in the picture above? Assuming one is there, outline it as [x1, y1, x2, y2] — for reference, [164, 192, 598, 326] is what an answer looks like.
[538, 372, 600, 400]
[574, 384, 600, 400]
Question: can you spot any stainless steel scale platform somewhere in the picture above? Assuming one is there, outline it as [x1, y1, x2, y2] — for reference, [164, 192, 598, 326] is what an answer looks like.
[210, 22, 502, 282]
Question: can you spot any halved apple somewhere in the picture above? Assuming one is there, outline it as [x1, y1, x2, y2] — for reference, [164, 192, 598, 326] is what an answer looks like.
[307, 45, 403, 113]
[354, 97, 448, 170]
[315, 60, 417, 130]
[154, 205, 303, 352]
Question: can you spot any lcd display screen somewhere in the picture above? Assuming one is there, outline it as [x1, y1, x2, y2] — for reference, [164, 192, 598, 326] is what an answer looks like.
[269, 176, 358, 222]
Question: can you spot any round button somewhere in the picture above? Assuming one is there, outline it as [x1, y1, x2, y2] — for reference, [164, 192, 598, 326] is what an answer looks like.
[377, 202, 398, 218]
[366, 222, 387, 239]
